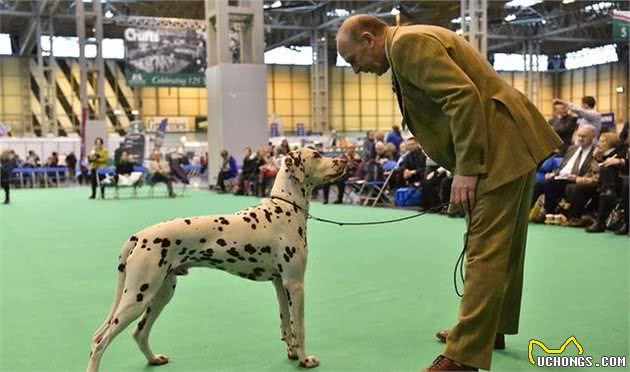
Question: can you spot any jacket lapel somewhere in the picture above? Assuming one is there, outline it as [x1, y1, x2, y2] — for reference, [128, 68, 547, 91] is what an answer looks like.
[386, 27, 410, 130]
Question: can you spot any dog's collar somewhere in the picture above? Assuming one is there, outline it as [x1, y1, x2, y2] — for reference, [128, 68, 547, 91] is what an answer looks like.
[269, 195, 306, 215]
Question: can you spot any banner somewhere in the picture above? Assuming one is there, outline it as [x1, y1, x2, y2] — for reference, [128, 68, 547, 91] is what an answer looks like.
[613, 10, 630, 41]
[124, 27, 207, 87]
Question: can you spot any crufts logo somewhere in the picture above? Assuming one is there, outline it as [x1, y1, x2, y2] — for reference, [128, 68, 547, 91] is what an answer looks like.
[528, 336, 584, 365]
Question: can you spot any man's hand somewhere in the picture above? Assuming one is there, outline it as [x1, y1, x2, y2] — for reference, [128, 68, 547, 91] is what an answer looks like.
[450, 174, 479, 211]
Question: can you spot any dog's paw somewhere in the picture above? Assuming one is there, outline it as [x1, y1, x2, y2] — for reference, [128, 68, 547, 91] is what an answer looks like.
[299, 355, 320, 368]
[148, 354, 169, 366]
[287, 346, 299, 360]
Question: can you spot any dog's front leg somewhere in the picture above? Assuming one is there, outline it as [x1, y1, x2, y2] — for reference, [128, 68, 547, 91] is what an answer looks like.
[273, 278, 295, 358]
[284, 280, 319, 368]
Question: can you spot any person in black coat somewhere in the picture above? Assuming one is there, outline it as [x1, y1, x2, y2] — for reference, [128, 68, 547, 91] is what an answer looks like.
[1, 150, 17, 204]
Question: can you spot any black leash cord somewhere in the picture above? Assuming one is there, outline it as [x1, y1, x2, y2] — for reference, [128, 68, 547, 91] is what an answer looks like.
[307, 202, 472, 298]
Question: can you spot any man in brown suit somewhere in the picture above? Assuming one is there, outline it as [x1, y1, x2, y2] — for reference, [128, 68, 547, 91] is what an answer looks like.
[337, 15, 562, 371]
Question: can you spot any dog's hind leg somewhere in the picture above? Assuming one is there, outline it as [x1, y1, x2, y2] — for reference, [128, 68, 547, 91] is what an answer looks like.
[92, 239, 136, 342]
[132, 273, 177, 366]
[273, 278, 295, 359]
[284, 279, 319, 368]
[87, 282, 159, 372]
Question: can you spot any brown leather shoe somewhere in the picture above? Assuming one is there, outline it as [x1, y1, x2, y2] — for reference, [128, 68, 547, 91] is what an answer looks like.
[436, 329, 505, 350]
[423, 355, 478, 371]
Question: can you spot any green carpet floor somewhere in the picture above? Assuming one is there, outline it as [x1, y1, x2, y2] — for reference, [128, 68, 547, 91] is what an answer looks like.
[0, 187, 628, 372]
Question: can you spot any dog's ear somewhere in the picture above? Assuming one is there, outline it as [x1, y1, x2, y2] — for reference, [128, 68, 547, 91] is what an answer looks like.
[285, 153, 305, 183]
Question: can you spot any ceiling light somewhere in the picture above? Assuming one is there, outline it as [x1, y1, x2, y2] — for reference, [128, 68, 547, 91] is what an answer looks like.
[504, 14, 517, 22]
[616, 86, 624, 93]
[104, 9, 114, 19]
[562, 0, 575, 4]
[390, 7, 400, 16]
[270, 1, 282, 9]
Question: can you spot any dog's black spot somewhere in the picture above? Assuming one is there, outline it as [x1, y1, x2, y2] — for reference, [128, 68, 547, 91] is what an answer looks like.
[136, 294, 144, 302]
[301, 187, 306, 196]
[118, 264, 125, 272]
[251, 224, 257, 230]
[264, 209, 273, 222]
[217, 266, 225, 270]
[141, 244, 147, 249]
[140, 283, 149, 292]
[200, 238, 207, 243]
[298, 227, 303, 237]
[244, 244, 256, 254]
[253, 267, 265, 276]
[219, 217, 229, 225]
[274, 206, 283, 214]
[249, 212, 257, 219]
[218, 227, 223, 232]
[227, 247, 240, 257]
[184, 219, 191, 225]
[238, 272, 248, 278]
[188, 249, 197, 255]
[210, 258, 223, 264]
[243, 216, 251, 223]
[285, 289, 292, 306]
[146, 307, 151, 314]
[216, 239, 226, 247]
[277, 264, 283, 272]
[176, 239, 182, 245]
[161, 249, 168, 258]
[159, 259, 165, 267]
[138, 318, 146, 330]
[153, 238, 162, 244]
[248, 257, 258, 262]
[292, 247, 297, 254]
[285, 212, 291, 217]
[161, 239, 171, 248]
[142, 239, 148, 244]
[129, 236, 138, 242]
[238, 256, 246, 261]
[226, 258, 237, 263]
[178, 247, 187, 255]
[261, 246, 272, 254]
[147, 248, 151, 251]
[114, 318, 119, 324]
[283, 254, 290, 262]
[172, 284, 176, 289]
[124, 289, 127, 293]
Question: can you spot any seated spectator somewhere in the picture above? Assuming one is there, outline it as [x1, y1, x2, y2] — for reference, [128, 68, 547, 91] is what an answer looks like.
[24, 150, 40, 167]
[533, 125, 598, 223]
[115, 151, 143, 187]
[321, 145, 361, 204]
[390, 138, 426, 189]
[385, 125, 403, 154]
[554, 96, 602, 138]
[420, 157, 451, 212]
[564, 132, 620, 227]
[548, 100, 578, 156]
[256, 146, 280, 197]
[235, 147, 262, 196]
[148, 151, 176, 198]
[216, 150, 238, 193]
[586, 133, 629, 233]
[384, 142, 398, 161]
[362, 131, 376, 161]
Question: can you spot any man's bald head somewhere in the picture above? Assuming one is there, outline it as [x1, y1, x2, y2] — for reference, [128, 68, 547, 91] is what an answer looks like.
[336, 15, 390, 76]
[575, 124, 595, 147]
[338, 15, 389, 43]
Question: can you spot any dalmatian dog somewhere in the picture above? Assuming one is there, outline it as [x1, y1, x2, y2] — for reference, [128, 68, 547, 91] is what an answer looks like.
[87, 148, 347, 372]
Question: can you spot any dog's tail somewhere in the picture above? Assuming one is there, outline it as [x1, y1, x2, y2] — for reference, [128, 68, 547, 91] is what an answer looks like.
[91, 238, 135, 342]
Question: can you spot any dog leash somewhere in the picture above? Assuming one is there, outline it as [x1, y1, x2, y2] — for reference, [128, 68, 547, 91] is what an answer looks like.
[271, 195, 472, 298]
